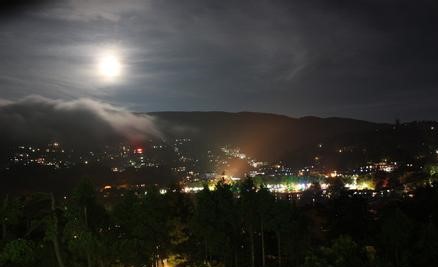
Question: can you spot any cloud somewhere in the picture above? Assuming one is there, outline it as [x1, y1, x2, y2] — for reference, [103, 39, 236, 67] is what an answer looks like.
[0, 0, 437, 122]
[0, 96, 160, 148]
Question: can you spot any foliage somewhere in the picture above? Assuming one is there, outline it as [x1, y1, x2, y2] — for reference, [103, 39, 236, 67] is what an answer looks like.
[2, 179, 438, 267]
[0, 239, 35, 266]
[302, 235, 369, 267]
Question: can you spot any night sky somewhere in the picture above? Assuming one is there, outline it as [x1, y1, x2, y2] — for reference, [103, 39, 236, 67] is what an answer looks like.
[1, 0, 437, 122]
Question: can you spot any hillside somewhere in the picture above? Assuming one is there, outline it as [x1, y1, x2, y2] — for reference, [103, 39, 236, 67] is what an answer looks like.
[150, 111, 385, 160]
[150, 112, 438, 168]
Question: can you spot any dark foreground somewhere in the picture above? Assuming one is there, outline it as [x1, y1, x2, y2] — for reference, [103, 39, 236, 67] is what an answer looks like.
[1, 178, 438, 267]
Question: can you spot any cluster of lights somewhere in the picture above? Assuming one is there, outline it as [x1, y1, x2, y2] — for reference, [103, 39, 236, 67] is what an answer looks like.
[182, 186, 204, 193]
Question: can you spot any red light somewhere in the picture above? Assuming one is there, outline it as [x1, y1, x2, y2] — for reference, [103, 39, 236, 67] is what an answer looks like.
[135, 148, 144, 154]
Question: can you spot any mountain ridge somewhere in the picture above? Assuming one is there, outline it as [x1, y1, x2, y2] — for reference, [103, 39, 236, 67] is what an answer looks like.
[145, 111, 437, 169]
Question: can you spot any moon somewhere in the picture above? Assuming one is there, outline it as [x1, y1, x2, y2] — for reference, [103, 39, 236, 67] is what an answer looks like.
[97, 52, 122, 80]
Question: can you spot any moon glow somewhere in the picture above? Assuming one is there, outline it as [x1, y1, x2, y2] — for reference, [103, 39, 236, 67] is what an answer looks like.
[97, 52, 122, 80]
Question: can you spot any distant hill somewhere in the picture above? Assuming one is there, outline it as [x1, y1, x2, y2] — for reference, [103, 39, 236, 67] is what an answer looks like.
[150, 111, 438, 169]
[2, 111, 438, 193]
[149, 111, 386, 158]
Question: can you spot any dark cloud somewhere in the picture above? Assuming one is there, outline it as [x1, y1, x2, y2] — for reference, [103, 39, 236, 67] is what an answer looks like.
[0, 96, 160, 148]
[0, 0, 437, 122]
[0, 0, 53, 18]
